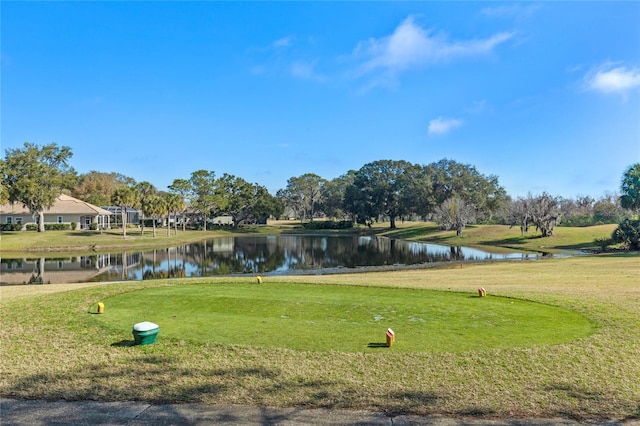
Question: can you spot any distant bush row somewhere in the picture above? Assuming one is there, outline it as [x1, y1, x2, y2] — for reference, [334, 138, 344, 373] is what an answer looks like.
[24, 223, 73, 231]
[0, 223, 24, 232]
[302, 220, 353, 230]
[1, 222, 107, 232]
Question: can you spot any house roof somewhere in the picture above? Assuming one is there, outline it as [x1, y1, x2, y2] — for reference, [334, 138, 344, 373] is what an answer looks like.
[0, 194, 112, 216]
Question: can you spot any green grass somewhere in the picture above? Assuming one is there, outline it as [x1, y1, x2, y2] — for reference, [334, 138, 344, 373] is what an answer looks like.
[1, 222, 638, 420]
[379, 223, 618, 253]
[1, 254, 638, 419]
[94, 283, 593, 353]
[1, 221, 618, 255]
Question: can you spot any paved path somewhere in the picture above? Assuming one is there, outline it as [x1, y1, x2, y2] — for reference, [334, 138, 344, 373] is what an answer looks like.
[2, 398, 638, 425]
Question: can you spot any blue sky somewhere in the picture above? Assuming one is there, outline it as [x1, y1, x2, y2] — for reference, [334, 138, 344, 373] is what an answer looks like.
[2, 1, 639, 199]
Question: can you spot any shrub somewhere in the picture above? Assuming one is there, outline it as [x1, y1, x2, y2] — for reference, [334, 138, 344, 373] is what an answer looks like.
[593, 237, 613, 252]
[302, 220, 353, 230]
[612, 218, 640, 250]
[22, 223, 72, 231]
[71, 222, 78, 230]
[44, 223, 72, 231]
[89, 223, 98, 231]
[0, 223, 23, 232]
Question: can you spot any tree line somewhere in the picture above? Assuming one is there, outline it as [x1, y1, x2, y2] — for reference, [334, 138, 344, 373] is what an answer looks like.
[1, 142, 638, 248]
[277, 159, 508, 234]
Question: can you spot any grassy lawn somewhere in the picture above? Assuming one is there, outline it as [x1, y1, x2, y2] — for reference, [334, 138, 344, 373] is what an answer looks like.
[1, 254, 638, 420]
[93, 283, 593, 353]
[0, 221, 618, 255]
[379, 223, 619, 254]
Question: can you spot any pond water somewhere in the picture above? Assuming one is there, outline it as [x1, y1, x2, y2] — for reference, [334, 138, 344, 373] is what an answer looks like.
[0, 235, 541, 285]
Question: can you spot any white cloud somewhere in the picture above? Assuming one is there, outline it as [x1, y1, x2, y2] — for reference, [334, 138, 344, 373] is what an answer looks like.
[428, 117, 463, 135]
[481, 4, 541, 20]
[466, 99, 489, 114]
[272, 36, 295, 49]
[290, 60, 326, 82]
[584, 63, 640, 94]
[354, 16, 513, 85]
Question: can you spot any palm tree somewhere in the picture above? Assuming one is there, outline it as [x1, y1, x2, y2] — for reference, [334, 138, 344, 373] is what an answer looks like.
[136, 181, 157, 236]
[162, 192, 185, 236]
[111, 186, 138, 239]
[620, 163, 640, 213]
[168, 178, 192, 231]
[145, 195, 167, 238]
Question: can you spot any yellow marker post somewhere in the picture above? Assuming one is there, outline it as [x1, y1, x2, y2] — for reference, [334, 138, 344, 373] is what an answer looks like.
[386, 328, 395, 347]
[97, 302, 105, 314]
[257, 276, 263, 284]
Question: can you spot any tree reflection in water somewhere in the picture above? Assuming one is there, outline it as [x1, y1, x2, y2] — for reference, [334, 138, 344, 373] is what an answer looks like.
[1, 236, 537, 285]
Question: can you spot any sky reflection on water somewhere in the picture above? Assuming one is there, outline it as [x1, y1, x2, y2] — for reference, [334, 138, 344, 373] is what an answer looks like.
[1, 235, 540, 285]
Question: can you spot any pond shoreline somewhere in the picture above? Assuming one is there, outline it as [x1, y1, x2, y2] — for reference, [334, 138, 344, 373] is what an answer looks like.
[1, 234, 555, 286]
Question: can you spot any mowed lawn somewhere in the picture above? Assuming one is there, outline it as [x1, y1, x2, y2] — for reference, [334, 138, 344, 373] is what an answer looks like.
[1, 254, 638, 420]
[94, 283, 593, 353]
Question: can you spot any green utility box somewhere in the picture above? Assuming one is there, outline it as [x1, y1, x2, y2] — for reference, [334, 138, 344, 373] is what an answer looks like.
[132, 321, 159, 346]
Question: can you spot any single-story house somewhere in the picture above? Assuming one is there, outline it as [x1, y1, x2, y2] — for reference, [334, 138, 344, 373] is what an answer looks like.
[0, 194, 112, 230]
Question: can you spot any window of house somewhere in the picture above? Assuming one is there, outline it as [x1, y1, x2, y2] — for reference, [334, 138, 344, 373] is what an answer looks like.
[6, 217, 12, 224]
[57, 216, 63, 223]
[15, 218, 22, 224]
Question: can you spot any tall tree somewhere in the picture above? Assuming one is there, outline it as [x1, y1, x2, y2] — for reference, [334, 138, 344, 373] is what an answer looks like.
[161, 192, 185, 235]
[346, 160, 425, 229]
[434, 196, 476, 236]
[217, 174, 253, 228]
[189, 170, 219, 230]
[111, 185, 138, 239]
[593, 194, 626, 224]
[506, 197, 532, 235]
[144, 194, 166, 238]
[507, 193, 561, 237]
[425, 159, 506, 220]
[72, 171, 135, 206]
[620, 163, 640, 213]
[217, 174, 283, 228]
[278, 173, 326, 222]
[322, 171, 356, 220]
[252, 185, 284, 223]
[0, 181, 8, 205]
[1, 142, 77, 232]
[168, 178, 191, 231]
[136, 181, 157, 235]
[529, 192, 561, 237]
